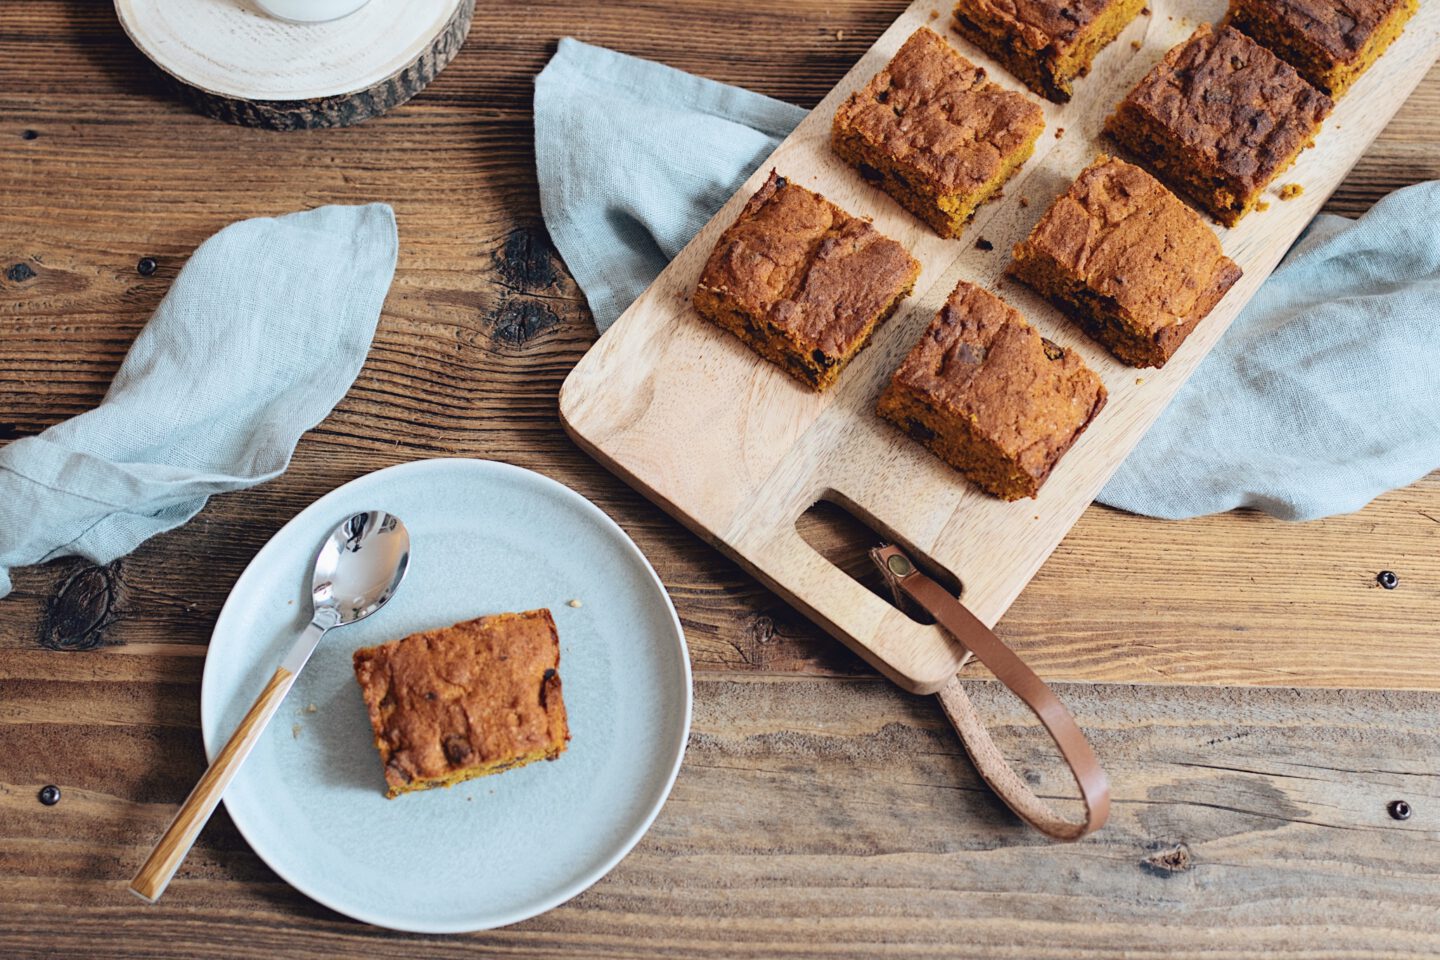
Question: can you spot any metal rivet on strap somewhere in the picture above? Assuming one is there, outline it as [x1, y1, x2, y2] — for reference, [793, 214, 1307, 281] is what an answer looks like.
[886, 554, 914, 578]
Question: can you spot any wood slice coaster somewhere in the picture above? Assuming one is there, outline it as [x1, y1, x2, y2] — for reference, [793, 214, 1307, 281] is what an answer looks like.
[113, 0, 474, 130]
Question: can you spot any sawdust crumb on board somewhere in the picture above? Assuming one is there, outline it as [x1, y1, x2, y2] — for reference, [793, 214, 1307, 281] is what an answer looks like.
[1131, 39, 1142, 50]
[1256, 199, 1271, 212]
[1279, 183, 1304, 200]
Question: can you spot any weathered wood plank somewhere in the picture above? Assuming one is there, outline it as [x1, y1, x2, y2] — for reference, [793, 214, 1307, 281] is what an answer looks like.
[2, 677, 1438, 957]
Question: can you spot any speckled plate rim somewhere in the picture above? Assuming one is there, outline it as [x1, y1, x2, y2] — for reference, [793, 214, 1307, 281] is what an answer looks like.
[198, 457, 692, 933]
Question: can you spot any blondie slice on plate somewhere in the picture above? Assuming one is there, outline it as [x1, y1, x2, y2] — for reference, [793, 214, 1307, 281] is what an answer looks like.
[353, 609, 570, 798]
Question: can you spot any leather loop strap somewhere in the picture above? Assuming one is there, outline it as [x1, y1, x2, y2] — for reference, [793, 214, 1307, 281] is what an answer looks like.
[871, 545, 1110, 840]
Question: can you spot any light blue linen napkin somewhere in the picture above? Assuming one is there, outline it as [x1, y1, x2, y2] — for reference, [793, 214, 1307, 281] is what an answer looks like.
[0, 204, 398, 598]
[534, 37, 1440, 522]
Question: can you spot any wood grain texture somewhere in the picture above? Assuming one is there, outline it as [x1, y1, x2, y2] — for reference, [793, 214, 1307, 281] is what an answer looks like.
[3, 0, 1440, 955]
[560, 0, 1440, 693]
[113, 0, 475, 129]
[4, 676, 1440, 957]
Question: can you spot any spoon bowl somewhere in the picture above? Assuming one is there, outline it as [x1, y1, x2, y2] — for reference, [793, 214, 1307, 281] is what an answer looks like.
[312, 511, 411, 626]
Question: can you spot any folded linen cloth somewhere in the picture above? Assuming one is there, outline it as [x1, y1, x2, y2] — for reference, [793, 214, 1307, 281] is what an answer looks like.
[535, 37, 1440, 522]
[0, 204, 398, 598]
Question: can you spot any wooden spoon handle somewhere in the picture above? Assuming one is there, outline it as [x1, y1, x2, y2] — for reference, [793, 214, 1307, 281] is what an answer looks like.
[129, 666, 297, 903]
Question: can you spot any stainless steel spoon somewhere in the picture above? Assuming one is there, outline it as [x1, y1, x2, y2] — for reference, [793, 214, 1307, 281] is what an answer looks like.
[129, 510, 410, 903]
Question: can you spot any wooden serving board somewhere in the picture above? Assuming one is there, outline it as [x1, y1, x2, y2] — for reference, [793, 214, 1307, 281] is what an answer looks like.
[560, 0, 1440, 694]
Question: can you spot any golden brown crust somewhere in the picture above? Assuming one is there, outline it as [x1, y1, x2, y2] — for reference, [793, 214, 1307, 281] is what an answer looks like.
[694, 170, 920, 390]
[832, 28, 1044, 237]
[1010, 155, 1242, 367]
[1105, 25, 1332, 225]
[878, 281, 1107, 500]
[352, 609, 570, 797]
[1226, 0, 1418, 97]
[1230, 0, 1411, 63]
[952, 0, 1148, 101]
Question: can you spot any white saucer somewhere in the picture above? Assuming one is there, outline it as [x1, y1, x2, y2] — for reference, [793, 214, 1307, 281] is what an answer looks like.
[200, 458, 691, 932]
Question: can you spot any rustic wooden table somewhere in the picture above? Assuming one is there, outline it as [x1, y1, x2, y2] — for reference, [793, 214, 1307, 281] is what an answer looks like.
[3, 3, 1439, 958]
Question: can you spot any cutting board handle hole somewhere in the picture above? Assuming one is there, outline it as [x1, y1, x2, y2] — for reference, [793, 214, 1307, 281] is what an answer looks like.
[795, 494, 963, 625]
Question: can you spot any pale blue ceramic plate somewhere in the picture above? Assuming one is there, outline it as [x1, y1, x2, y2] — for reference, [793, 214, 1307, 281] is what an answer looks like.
[200, 458, 691, 933]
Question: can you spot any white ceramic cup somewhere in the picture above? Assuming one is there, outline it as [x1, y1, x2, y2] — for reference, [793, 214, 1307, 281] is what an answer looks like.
[252, 0, 372, 23]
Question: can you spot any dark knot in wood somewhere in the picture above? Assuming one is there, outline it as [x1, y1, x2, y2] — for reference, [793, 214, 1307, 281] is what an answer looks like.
[746, 615, 777, 646]
[6, 262, 36, 283]
[1140, 842, 1194, 877]
[495, 226, 560, 292]
[39, 562, 125, 652]
[490, 298, 560, 346]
